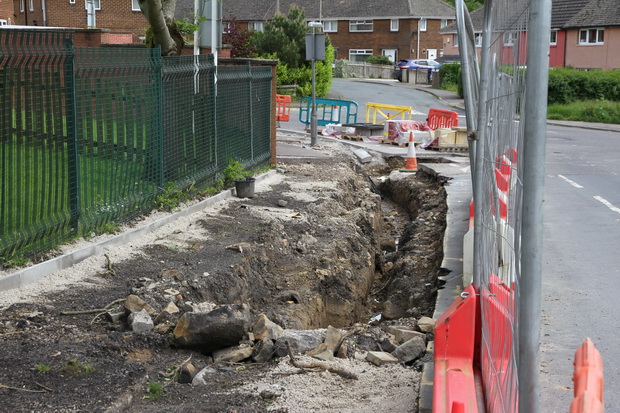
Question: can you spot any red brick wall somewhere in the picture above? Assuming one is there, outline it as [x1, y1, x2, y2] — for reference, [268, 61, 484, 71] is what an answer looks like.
[0, 0, 14, 21]
[11, 0, 44, 25]
[46, 0, 148, 43]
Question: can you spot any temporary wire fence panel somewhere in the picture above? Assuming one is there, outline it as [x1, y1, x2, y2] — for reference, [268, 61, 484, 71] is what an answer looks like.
[470, 1, 529, 411]
[0, 29, 272, 260]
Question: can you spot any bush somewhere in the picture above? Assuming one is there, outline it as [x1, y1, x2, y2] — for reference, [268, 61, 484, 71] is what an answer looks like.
[366, 55, 393, 65]
[548, 68, 620, 104]
[439, 63, 462, 96]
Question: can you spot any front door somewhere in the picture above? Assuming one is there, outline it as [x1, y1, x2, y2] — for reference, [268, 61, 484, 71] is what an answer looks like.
[382, 49, 398, 64]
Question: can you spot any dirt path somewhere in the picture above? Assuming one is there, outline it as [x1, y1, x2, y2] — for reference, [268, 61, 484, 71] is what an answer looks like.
[0, 142, 447, 412]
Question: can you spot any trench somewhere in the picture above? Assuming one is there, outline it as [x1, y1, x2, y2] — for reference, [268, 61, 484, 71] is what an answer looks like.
[257, 157, 449, 331]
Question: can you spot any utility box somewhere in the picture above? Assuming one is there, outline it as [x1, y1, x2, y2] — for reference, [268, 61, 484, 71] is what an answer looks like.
[305, 33, 325, 61]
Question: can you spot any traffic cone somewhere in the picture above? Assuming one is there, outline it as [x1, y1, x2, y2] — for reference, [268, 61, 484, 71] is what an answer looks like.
[400, 132, 418, 172]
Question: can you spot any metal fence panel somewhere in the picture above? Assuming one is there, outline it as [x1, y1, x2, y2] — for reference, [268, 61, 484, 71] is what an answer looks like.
[0, 30, 272, 260]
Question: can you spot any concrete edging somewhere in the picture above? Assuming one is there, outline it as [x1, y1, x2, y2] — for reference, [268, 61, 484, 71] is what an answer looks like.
[0, 171, 276, 293]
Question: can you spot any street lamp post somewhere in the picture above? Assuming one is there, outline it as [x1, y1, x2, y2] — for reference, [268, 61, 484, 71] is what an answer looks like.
[307, 21, 324, 146]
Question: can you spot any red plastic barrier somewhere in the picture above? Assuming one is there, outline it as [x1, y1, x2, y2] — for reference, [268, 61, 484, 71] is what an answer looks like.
[427, 108, 459, 130]
[275, 94, 291, 122]
[570, 338, 604, 413]
[433, 284, 480, 412]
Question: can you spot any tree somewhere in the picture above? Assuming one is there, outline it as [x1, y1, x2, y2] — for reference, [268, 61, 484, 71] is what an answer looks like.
[138, 0, 184, 56]
[222, 18, 256, 58]
[252, 8, 307, 68]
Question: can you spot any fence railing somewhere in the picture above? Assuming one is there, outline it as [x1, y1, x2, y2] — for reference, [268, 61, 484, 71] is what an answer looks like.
[0, 29, 272, 260]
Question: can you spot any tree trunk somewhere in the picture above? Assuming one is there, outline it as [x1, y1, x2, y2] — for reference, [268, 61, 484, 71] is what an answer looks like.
[138, 0, 181, 56]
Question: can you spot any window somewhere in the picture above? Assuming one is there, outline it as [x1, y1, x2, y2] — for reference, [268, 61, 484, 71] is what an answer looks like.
[441, 19, 448, 28]
[390, 19, 399, 32]
[579, 28, 604, 45]
[323, 20, 338, 33]
[349, 49, 372, 62]
[132, 0, 140, 11]
[419, 19, 426, 32]
[349, 20, 373, 32]
[69, 0, 76, 4]
[550, 30, 557, 45]
[84, 0, 101, 11]
[475, 33, 482, 47]
[19, 0, 24, 12]
[454, 34, 459, 47]
[503, 31, 516, 46]
[29, 0, 34, 11]
[248, 21, 264, 32]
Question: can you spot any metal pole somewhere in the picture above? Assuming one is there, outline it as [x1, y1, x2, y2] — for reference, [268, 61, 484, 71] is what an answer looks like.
[519, 0, 551, 412]
[471, 0, 494, 289]
[310, 26, 318, 146]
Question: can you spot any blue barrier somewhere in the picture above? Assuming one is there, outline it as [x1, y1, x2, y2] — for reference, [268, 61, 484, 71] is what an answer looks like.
[299, 97, 359, 126]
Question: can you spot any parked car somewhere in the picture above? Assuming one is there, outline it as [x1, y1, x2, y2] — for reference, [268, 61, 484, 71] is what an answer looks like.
[393, 59, 441, 81]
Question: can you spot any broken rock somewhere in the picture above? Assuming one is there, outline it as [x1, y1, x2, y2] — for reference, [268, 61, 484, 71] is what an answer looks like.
[213, 345, 253, 363]
[252, 314, 284, 342]
[128, 309, 154, 333]
[252, 339, 276, 363]
[418, 316, 436, 333]
[178, 363, 198, 384]
[124, 294, 156, 316]
[173, 304, 253, 354]
[274, 329, 326, 357]
[366, 351, 399, 366]
[391, 336, 426, 363]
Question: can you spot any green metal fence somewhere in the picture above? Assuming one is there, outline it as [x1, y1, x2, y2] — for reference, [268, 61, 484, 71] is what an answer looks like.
[0, 29, 272, 261]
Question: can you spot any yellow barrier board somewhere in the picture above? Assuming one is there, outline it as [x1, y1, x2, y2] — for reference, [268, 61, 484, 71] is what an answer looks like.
[365, 102, 413, 124]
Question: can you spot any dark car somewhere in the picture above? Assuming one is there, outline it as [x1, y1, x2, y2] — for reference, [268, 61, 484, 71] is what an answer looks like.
[393, 59, 441, 81]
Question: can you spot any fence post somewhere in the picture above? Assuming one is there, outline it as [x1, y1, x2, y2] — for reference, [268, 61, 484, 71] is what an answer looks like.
[151, 46, 165, 188]
[63, 38, 80, 234]
[247, 62, 254, 161]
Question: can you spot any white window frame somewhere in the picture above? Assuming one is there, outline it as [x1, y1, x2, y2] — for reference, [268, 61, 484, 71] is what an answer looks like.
[503, 31, 516, 46]
[323, 20, 338, 33]
[132, 0, 140, 11]
[248, 21, 264, 32]
[454, 34, 459, 47]
[29, 0, 34, 11]
[84, 0, 101, 11]
[349, 20, 373, 32]
[390, 19, 399, 32]
[550, 30, 557, 45]
[70, 0, 76, 4]
[419, 18, 427, 32]
[579, 28, 604, 45]
[20, 0, 25, 12]
[441, 19, 448, 28]
[349, 49, 373, 61]
[475, 33, 482, 47]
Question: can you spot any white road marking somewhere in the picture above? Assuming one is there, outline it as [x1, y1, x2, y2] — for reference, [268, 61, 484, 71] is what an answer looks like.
[558, 174, 583, 189]
[593, 196, 620, 215]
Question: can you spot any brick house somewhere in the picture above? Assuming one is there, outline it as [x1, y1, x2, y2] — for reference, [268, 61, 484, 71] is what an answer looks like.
[439, 0, 620, 71]
[217, 0, 456, 63]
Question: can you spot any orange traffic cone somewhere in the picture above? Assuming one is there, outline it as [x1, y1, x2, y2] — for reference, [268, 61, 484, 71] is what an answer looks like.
[400, 132, 418, 172]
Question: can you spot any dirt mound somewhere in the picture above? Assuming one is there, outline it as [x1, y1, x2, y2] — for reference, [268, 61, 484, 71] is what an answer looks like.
[0, 149, 447, 412]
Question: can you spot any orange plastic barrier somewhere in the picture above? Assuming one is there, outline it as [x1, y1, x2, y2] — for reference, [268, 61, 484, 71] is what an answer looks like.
[427, 108, 459, 130]
[275, 94, 291, 122]
[570, 338, 604, 413]
[433, 284, 480, 412]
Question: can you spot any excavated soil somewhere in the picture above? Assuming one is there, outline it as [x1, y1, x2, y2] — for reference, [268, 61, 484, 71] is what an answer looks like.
[0, 146, 448, 412]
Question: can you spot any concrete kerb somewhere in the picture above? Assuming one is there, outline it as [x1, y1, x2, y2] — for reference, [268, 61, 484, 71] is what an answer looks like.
[0, 170, 276, 293]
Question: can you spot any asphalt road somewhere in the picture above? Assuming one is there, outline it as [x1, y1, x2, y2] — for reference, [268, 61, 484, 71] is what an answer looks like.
[541, 124, 620, 412]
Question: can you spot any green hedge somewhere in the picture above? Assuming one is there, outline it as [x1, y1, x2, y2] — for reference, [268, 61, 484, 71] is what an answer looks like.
[439, 64, 620, 105]
[548, 68, 620, 104]
[274, 43, 334, 98]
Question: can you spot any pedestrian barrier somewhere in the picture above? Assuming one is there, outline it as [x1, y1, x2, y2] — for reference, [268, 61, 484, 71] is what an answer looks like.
[275, 94, 291, 122]
[433, 284, 480, 412]
[365, 102, 413, 124]
[570, 338, 604, 413]
[299, 97, 358, 126]
[427, 108, 459, 130]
